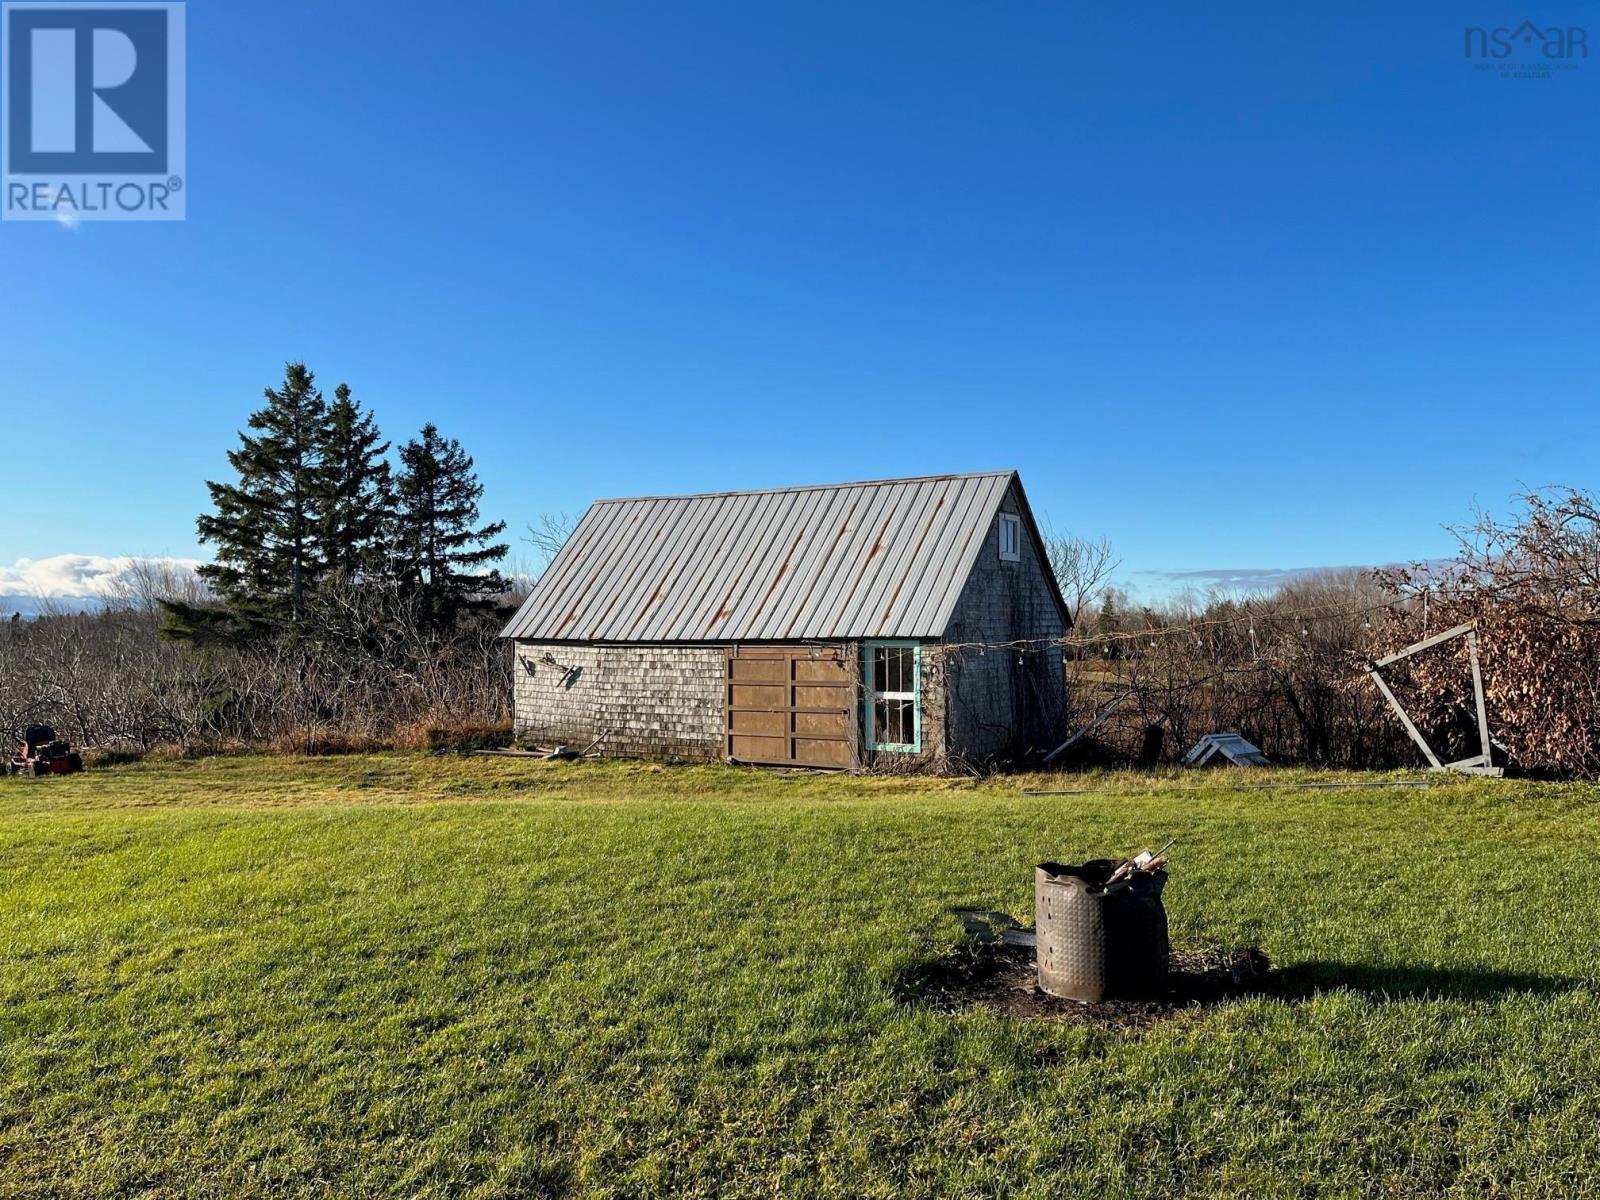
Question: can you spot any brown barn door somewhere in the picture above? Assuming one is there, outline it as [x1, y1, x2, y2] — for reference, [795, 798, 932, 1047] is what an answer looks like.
[725, 645, 854, 768]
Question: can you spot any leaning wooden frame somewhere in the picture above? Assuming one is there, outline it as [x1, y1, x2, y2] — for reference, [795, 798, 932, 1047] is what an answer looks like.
[1365, 621, 1502, 776]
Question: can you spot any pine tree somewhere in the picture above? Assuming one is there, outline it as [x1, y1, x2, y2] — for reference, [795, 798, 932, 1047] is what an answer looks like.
[1098, 590, 1121, 660]
[317, 384, 392, 582]
[391, 423, 509, 623]
[193, 362, 328, 631]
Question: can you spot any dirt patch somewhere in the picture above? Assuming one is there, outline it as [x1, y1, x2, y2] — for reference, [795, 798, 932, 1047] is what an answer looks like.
[901, 942, 1276, 1029]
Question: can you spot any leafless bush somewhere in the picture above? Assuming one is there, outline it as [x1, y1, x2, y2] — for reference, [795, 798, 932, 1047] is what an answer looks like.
[524, 511, 577, 571]
[0, 575, 513, 756]
[1042, 524, 1120, 629]
[1376, 488, 1600, 776]
[1060, 570, 1409, 768]
[105, 557, 212, 614]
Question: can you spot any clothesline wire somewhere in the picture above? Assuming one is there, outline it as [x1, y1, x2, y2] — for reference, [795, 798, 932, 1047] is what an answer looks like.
[931, 597, 1418, 655]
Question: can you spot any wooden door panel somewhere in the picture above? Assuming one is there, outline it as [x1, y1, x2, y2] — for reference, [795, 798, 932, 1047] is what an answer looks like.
[729, 683, 788, 709]
[794, 710, 848, 738]
[725, 645, 854, 769]
[728, 657, 787, 683]
[793, 738, 852, 768]
[794, 658, 849, 683]
[729, 709, 786, 737]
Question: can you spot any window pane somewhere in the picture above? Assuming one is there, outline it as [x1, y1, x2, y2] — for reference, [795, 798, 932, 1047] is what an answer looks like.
[868, 645, 919, 748]
[999, 514, 1019, 559]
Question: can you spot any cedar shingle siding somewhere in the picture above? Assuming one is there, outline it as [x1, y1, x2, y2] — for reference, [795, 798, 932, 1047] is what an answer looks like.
[512, 645, 725, 760]
[938, 488, 1069, 762]
[502, 472, 1069, 770]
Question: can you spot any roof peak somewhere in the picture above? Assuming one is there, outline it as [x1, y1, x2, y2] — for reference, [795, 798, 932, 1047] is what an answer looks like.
[592, 469, 1017, 506]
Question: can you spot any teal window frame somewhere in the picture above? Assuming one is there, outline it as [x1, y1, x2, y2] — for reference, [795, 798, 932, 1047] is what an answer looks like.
[863, 640, 922, 753]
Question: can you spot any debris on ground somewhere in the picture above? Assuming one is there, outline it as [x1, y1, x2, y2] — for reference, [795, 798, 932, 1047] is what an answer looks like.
[902, 940, 1275, 1029]
[1184, 733, 1271, 767]
[471, 732, 611, 760]
[956, 910, 1038, 947]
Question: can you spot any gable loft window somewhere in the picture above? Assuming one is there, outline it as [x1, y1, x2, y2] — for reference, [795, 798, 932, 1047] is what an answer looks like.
[864, 641, 920, 752]
[999, 512, 1021, 562]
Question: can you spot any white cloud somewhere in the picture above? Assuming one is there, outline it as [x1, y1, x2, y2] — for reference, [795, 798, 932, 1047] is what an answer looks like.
[1136, 565, 1348, 592]
[0, 554, 203, 601]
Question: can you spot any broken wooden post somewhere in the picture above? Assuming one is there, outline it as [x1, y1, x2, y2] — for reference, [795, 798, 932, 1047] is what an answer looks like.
[1366, 622, 1502, 776]
[1043, 691, 1132, 764]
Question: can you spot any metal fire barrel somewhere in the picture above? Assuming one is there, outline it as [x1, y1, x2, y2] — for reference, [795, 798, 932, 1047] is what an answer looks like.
[1035, 860, 1170, 1003]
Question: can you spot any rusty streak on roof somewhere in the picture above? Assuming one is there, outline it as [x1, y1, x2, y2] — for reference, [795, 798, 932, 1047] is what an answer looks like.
[500, 470, 1035, 643]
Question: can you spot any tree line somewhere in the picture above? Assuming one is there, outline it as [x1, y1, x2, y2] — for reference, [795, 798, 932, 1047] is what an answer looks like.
[169, 362, 509, 642]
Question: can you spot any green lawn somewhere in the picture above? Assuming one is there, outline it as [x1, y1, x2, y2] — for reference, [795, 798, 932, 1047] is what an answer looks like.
[3, 756, 1599, 1198]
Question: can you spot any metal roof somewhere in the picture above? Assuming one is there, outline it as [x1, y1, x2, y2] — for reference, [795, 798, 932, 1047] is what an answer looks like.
[500, 470, 1044, 643]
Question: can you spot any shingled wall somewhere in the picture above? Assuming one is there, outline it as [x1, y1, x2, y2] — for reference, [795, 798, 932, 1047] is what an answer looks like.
[511, 642, 724, 760]
[938, 482, 1068, 762]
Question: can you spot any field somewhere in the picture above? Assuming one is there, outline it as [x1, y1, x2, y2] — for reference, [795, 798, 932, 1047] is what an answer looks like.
[3, 756, 1599, 1198]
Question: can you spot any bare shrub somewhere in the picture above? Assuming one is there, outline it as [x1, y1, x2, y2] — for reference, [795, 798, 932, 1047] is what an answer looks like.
[524, 512, 577, 571]
[0, 573, 514, 756]
[1042, 525, 1120, 630]
[1060, 571, 1408, 768]
[1377, 488, 1600, 776]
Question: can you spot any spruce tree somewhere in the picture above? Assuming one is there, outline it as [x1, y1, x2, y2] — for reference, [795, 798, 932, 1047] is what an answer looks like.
[193, 362, 328, 631]
[1098, 590, 1121, 660]
[392, 423, 509, 623]
[317, 383, 392, 582]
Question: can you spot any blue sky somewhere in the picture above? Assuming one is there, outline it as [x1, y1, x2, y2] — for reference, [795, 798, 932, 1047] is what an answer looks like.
[1, 0, 1596, 602]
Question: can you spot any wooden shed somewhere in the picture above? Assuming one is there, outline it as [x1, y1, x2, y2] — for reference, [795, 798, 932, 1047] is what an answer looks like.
[500, 471, 1070, 770]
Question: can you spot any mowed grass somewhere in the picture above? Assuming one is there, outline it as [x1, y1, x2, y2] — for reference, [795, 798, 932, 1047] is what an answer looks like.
[3, 757, 1600, 1198]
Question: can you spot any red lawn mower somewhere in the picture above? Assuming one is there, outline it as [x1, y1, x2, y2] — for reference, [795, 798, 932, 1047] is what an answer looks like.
[5, 725, 84, 776]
